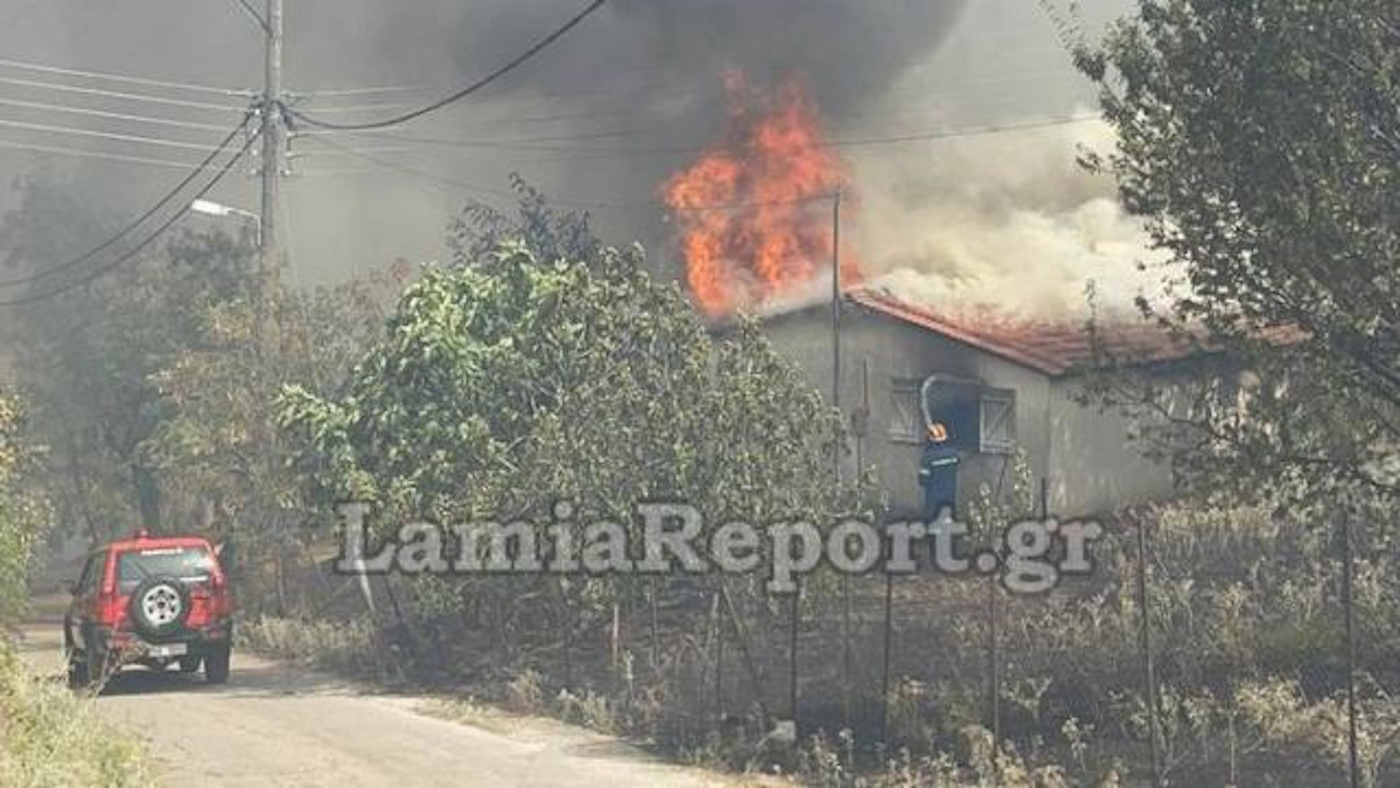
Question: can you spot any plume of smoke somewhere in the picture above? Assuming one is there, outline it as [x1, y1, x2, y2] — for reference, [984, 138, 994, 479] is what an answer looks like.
[850, 116, 1165, 321]
[0, 0, 1146, 298]
[454, 1, 971, 117]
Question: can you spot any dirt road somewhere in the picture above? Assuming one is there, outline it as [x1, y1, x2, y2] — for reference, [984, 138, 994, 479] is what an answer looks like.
[17, 595, 735, 787]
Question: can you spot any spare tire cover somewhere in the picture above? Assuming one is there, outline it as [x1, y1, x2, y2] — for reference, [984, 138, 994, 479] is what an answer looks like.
[128, 576, 191, 638]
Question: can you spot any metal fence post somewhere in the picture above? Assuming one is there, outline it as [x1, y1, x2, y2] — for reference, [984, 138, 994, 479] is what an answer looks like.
[880, 533, 895, 741]
[713, 590, 724, 721]
[1340, 513, 1360, 788]
[1135, 513, 1163, 787]
[789, 578, 802, 729]
[988, 570, 1001, 770]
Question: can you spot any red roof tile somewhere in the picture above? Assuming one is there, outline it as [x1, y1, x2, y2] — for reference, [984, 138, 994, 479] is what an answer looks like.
[846, 289, 1203, 376]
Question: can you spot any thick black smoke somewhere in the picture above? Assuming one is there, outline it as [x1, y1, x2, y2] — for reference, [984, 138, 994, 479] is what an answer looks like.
[0, 0, 1129, 293]
[450, 0, 970, 119]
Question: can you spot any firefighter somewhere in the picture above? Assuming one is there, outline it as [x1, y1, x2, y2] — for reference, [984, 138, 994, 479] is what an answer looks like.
[918, 421, 960, 519]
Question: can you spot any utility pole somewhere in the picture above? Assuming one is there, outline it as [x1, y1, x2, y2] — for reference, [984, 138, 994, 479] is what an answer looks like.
[250, 0, 286, 613]
[257, 0, 284, 351]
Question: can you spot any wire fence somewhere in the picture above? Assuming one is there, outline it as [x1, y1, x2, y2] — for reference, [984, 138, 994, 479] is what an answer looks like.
[255, 495, 1396, 786]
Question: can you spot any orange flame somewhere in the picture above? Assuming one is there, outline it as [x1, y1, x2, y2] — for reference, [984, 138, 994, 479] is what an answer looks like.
[663, 72, 859, 317]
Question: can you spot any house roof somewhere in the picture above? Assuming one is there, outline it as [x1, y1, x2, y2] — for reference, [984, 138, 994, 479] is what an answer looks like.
[846, 289, 1204, 377]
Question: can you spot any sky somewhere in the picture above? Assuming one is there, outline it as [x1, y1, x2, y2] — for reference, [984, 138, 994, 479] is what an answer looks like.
[0, 0, 1145, 314]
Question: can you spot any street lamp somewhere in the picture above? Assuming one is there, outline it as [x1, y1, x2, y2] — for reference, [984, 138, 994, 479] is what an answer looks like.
[190, 198, 262, 247]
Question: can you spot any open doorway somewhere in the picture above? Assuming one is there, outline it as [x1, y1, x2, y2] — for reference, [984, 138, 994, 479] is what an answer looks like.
[919, 375, 1017, 455]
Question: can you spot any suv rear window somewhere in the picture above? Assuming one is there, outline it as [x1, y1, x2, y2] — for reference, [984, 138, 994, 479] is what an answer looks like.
[115, 546, 215, 592]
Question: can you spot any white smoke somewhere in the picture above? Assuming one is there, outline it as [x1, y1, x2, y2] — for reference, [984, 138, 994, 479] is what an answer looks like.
[848, 115, 1167, 321]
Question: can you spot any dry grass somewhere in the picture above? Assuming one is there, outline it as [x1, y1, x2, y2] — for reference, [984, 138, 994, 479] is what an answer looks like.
[0, 647, 152, 787]
[239, 614, 401, 682]
[416, 697, 518, 736]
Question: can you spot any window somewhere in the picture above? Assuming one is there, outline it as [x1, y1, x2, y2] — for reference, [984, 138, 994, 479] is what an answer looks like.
[115, 547, 215, 593]
[978, 388, 1017, 454]
[888, 378, 923, 443]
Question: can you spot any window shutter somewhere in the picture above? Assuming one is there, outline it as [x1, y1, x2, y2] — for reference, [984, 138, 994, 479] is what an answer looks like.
[978, 389, 1017, 454]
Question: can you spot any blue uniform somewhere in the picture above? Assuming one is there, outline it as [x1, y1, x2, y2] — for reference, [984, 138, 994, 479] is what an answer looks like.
[918, 443, 960, 519]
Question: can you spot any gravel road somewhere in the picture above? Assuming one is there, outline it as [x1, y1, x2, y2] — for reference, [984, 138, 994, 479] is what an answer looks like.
[17, 594, 739, 787]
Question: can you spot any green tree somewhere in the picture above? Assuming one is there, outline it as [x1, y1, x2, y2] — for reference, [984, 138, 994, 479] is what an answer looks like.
[143, 276, 388, 609]
[450, 174, 600, 270]
[1074, 0, 1400, 503]
[278, 233, 863, 690]
[0, 170, 250, 539]
[282, 242, 848, 528]
[0, 390, 50, 626]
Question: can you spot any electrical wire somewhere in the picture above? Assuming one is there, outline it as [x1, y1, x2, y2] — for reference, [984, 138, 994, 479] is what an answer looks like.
[309, 111, 1102, 211]
[300, 135, 519, 200]
[0, 75, 246, 113]
[0, 117, 233, 151]
[306, 135, 836, 213]
[0, 138, 237, 170]
[300, 85, 422, 98]
[229, 0, 268, 33]
[0, 96, 230, 132]
[0, 116, 251, 290]
[0, 133, 254, 306]
[293, 112, 1104, 162]
[294, 144, 425, 157]
[293, 102, 415, 114]
[286, 0, 608, 131]
[0, 56, 242, 96]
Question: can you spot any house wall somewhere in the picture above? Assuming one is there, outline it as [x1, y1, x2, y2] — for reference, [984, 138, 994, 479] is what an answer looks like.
[1046, 374, 1176, 516]
[760, 302, 1202, 518]
[760, 304, 1056, 517]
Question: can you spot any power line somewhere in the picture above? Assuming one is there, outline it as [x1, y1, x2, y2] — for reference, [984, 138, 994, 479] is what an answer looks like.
[287, 0, 608, 131]
[301, 135, 519, 200]
[229, 0, 268, 33]
[309, 111, 1103, 212]
[0, 96, 230, 132]
[0, 133, 253, 306]
[0, 56, 242, 96]
[0, 137, 236, 170]
[294, 113, 1101, 162]
[290, 67, 1085, 147]
[0, 52, 433, 107]
[294, 143, 424, 157]
[834, 113, 1104, 148]
[301, 85, 423, 98]
[0, 117, 251, 290]
[292, 101, 416, 114]
[0, 75, 246, 113]
[306, 135, 837, 213]
[0, 117, 231, 151]
[290, 107, 649, 141]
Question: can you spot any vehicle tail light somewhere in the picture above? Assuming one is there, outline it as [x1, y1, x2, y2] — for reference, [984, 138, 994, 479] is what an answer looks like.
[210, 570, 232, 617]
[95, 592, 125, 627]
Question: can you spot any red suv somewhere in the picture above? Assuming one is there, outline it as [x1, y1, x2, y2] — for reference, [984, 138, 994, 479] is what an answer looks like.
[64, 530, 234, 689]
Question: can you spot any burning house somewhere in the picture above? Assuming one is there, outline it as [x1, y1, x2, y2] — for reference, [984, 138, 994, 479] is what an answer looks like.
[757, 289, 1208, 518]
[663, 73, 1200, 517]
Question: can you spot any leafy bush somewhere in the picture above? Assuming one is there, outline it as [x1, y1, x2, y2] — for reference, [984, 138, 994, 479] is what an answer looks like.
[0, 391, 47, 627]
